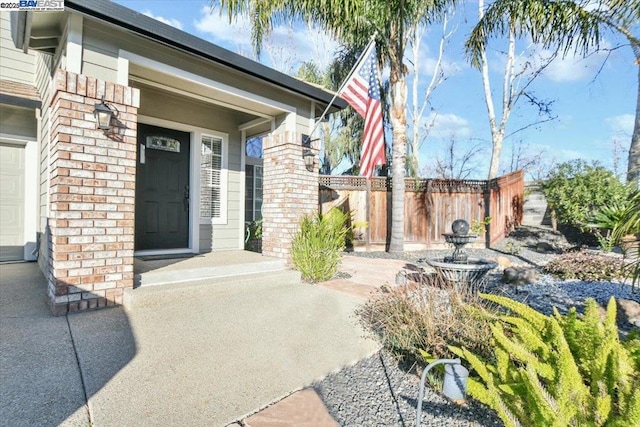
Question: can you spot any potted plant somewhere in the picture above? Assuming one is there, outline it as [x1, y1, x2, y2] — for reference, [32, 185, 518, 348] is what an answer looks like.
[244, 220, 262, 253]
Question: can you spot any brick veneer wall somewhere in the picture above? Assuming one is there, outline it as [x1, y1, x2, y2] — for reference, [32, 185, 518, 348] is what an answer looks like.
[262, 131, 318, 259]
[47, 69, 139, 315]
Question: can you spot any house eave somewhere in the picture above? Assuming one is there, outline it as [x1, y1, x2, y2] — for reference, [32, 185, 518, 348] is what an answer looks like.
[11, 0, 348, 114]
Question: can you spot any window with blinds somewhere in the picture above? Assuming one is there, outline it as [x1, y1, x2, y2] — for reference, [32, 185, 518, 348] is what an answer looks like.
[200, 135, 223, 219]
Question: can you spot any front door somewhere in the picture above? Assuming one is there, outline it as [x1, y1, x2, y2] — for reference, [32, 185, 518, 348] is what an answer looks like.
[135, 124, 191, 251]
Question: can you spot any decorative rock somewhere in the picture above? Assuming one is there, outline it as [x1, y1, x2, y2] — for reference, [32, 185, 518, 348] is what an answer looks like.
[617, 299, 640, 328]
[495, 256, 511, 270]
[535, 242, 556, 253]
[502, 267, 538, 287]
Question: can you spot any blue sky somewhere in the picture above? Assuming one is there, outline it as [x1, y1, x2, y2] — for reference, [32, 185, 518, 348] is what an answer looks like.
[114, 0, 637, 180]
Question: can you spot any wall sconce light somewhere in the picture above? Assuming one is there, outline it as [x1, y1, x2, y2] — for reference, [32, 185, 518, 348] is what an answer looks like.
[301, 135, 316, 172]
[302, 149, 315, 172]
[93, 96, 114, 130]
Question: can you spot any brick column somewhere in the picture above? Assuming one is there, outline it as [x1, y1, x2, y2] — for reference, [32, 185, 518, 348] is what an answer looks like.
[262, 131, 318, 259]
[47, 69, 139, 315]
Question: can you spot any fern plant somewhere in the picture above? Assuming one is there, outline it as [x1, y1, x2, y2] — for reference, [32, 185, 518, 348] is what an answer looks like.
[450, 294, 640, 427]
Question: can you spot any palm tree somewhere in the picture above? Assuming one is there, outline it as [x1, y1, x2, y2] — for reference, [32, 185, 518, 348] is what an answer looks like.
[466, 0, 640, 187]
[216, 0, 456, 252]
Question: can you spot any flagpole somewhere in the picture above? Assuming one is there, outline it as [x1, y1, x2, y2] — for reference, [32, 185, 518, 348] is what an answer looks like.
[303, 32, 378, 146]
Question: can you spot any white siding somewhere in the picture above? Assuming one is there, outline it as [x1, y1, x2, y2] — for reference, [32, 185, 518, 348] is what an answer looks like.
[0, 12, 36, 84]
[35, 53, 52, 239]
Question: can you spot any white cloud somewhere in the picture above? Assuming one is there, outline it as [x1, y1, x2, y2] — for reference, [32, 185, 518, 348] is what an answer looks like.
[604, 114, 633, 173]
[143, 10, 183, 30]
[407, 37, 463, 79]
[193, 7, 338, 74]
[539, 45, 610, 83]
[194, 6, 254, 57]
[423, 112, 472, 139]
[260, 21, 339, 74]
[605, 113, 634, 135]
[485, 37, 611, 84]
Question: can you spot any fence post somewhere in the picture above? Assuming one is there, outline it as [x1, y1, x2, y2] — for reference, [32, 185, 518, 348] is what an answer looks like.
[484, 180, 492, 248]
[366, 178, 371, 251]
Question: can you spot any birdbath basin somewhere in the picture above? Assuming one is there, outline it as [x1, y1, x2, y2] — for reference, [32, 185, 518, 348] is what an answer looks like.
[426, 219, 497, 288]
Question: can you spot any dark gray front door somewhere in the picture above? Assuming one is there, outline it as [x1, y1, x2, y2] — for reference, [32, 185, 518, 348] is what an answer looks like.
[135, 124, 190, 251]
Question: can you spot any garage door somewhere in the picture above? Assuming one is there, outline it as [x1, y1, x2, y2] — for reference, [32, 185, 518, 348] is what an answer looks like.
[0, 145, 25, 262]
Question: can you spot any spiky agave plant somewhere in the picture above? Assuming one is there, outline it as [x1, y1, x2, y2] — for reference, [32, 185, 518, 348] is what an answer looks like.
[612, 191, 640, 291]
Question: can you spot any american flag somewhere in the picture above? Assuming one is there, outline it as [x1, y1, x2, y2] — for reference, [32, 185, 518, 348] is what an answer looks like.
[340, 43, 385, 178]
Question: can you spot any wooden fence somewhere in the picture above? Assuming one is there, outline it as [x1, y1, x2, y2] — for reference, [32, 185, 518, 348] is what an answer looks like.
[319, 170, 524, 250]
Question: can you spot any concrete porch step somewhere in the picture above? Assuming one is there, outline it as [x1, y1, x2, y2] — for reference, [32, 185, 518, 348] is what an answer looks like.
[125, 268, 302, 310]
[136, 258, 288, 287]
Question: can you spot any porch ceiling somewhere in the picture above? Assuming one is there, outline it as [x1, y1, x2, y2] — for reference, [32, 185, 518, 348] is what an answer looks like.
[132, 81, 258, 125]
[129, 63, 286, 120]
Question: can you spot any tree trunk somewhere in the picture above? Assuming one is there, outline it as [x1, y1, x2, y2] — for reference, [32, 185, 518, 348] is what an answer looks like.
[478, 0, 499, 180]
[389, 59, 407, 253]
[409, 25, 420, 178]
[488, 131, 504, 179]
[627, 47, 640, 189]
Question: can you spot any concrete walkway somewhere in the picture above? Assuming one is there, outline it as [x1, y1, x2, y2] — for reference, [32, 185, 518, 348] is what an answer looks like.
[316, 255, 416, 300]
[0, 263, 90, 427]
[0, 261, 380, 426]
[236, 255, 414, 426]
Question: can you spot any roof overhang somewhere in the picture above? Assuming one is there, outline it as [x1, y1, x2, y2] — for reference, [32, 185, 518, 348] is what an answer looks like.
[11, 10, 62, 55]
[0, 94, 41, 109]
[11, 0, 347, 115]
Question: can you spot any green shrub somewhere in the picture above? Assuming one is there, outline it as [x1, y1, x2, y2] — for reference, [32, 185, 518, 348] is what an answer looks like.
[541, 160, 630, 228]
[290, 208, 349, 282]
[450, 294, 640, 427]
[247, 220, 262, 239]
[542, 250, 627, 281]
[471, 216, 492, 235]
[357, 276, 496, 363]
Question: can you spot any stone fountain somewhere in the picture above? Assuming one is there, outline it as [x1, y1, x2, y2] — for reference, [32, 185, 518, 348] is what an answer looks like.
[426, 219, 497, 288]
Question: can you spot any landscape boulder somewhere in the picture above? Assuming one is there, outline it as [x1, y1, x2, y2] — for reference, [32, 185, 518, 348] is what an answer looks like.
[495, 256, 512, 269]
[535, 241, 556, 254]
[617, 299, 640, 329]
[502, 267, 539, 288]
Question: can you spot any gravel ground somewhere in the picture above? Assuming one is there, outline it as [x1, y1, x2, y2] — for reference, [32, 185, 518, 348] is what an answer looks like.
[313, 225, 639, 426]
[314, 350, 502, 427]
